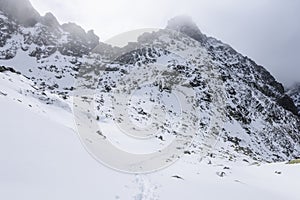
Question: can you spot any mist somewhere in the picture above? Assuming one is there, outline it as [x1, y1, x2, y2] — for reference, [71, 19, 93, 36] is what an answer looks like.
[30, 0, 300, 87]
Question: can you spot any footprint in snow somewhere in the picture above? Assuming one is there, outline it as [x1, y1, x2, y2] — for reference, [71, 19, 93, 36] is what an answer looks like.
[172, 175, 184, 180]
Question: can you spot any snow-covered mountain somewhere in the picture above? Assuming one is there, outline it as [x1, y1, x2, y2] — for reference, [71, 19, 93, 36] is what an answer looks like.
[0, 1, 300, 199]
[87, 16, 300, 163]
[1, 0, 300, 162]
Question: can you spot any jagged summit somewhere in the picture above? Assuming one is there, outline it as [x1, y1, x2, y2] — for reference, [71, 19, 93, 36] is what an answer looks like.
[166, 15, 205, 43]
[0, 0, 100, 42]
[41, 12, 60, 29]
[61, 22, 100, 49]
[0, 0, 299, 163]
[0, 0, 100, 55]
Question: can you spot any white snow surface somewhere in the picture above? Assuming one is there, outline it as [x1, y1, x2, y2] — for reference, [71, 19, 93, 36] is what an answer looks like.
[0, 71, 300, 200]
[0, 14, 299, 199]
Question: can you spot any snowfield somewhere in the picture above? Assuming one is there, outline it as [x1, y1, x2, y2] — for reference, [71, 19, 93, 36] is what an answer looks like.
[0, 3, 300, 198]
[0, 71, 299, 200]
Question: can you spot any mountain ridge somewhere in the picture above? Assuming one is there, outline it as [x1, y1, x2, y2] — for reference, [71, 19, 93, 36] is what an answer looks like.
[0, 0, 299, 163]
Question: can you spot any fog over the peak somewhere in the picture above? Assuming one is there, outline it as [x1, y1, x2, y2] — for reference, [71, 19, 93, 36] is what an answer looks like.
[30, 0, 300, 87]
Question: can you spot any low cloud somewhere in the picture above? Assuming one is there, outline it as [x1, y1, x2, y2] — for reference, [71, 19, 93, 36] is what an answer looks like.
[30, 0, 300, 87]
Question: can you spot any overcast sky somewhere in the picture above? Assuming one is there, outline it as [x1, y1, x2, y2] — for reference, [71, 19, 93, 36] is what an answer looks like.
[30, 0, 300, 87]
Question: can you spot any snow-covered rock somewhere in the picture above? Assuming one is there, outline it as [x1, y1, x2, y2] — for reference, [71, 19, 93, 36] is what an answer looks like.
[1, 2, 300, 163]
[1, 1, 300, 199]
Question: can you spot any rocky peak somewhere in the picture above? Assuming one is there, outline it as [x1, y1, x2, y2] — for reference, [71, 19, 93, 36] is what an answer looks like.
[62, 22, 99, 49]
[166, 15, 206, 43]
[62, 22, 87, 39]
[0, 0, 101, 58]
[86, 30, 100, 45]
[41, 12, 60, 29]
[0, 0, 40, 26]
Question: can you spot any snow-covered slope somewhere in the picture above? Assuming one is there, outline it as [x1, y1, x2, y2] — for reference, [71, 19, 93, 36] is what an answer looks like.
[0, 1, 300, 199]
[90, 26, 300, 163]
[0, 0, 299, 162]
[1, 70, 300, 200]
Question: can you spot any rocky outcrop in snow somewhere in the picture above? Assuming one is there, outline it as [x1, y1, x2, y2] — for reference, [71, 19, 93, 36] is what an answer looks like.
[0, 2, 299, 163]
